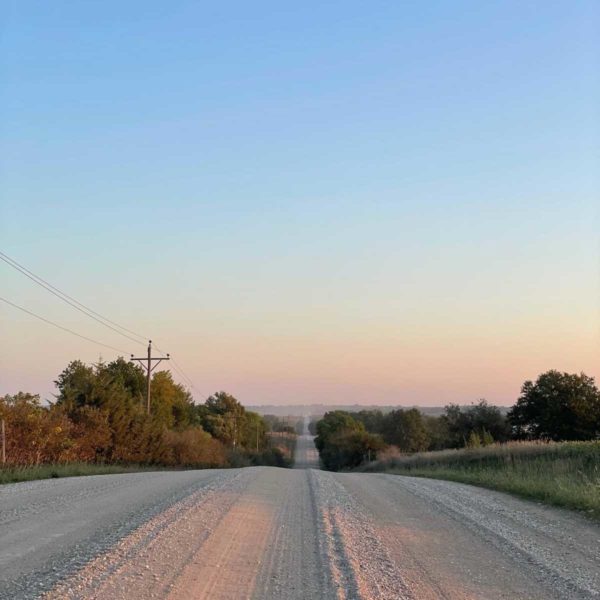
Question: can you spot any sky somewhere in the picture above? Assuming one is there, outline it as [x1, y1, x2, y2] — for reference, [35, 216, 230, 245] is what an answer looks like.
[1, 1, 599, 407]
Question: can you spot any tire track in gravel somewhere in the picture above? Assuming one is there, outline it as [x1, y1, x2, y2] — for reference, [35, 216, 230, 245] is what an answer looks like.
[309, 469, 414, 600]
[389, 475, 600, 599]
[340, 472, 600, 600]
[251, 469, 333, 599]
[166, 469, 278, 599]
[43, 468, 335, 600]
[0, 470, 226, 600]
[44, 470, 251, 600]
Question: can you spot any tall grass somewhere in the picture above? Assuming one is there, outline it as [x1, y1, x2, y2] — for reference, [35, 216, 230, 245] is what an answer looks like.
[360, 441, 600, 517]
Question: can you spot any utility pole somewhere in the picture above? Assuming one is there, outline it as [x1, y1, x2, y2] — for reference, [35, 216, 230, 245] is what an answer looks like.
[131, 340, 170, 415]
[232, 413, 238, 450]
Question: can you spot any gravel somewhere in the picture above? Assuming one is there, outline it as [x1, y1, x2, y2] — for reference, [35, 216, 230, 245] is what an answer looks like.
[2, 439, 598, 599]
[0, 470, 225, 599]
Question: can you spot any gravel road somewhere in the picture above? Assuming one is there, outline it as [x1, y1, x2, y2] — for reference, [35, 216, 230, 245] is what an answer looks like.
[1, 436, 598, 599]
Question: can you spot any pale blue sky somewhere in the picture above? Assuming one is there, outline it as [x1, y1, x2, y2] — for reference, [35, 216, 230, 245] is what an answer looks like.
[1, 1, 599, 405]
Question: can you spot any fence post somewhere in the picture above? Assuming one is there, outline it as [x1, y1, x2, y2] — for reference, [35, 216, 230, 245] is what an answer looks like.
[1, 419, 5, 465]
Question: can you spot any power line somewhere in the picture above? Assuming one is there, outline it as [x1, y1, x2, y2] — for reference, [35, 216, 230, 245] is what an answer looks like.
[152, 341, 198, 392]
[0, 251, 200, 394]
[0, 251, 147, 347]
[0, 295, 129, 354]
[171, 358, 198, 391]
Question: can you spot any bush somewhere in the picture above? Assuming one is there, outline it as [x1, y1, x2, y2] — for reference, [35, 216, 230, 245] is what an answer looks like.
[314, 411, 385, 471]
[249, 447, 292, 468]
[163, 427, 227, 467]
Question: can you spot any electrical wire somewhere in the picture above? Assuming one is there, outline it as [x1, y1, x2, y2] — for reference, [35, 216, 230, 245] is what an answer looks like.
[0, 295, 129, 354]
[1, 251, 200, 394]
[170, 357, 199, 391]
[0, 251, 148, 347]
[153, 341, 199, 394]
[154, 341, 196, 387]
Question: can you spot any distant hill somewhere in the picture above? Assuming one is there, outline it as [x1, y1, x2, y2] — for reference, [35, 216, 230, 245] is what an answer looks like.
[246, 404, 509, 418]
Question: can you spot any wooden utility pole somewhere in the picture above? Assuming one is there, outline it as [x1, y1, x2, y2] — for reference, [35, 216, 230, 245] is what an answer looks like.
[131, 340, 170, 415]
[232, 413, 238, 450]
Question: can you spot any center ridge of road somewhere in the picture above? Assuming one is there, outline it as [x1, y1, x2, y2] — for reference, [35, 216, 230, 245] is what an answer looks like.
[1, 430, 598, 600]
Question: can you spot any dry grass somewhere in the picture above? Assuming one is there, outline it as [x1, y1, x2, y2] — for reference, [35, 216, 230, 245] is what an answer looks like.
[360, 440, 600, 518]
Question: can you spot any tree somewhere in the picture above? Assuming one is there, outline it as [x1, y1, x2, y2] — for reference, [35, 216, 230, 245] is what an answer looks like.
[319, 429, 385, 471]
[150, 370, 194, 430]
[444, 401, 509, 448]
[54, 360, 96, 409]
[238, 410, 268, 451]
[467, 401, 510, 442]
[315, 411, 364, 452]
[197, 391, 269, 452]
[53, 359, 170, 464]
[0, 393, 76, 465]
[381, 409, 430, 453]
[314, 411, 386, 470]
[198, 391, 242, 447]
[353, 409, 385, 434]
[423, 415, 450, 450]
[54, 359, 142, 414]
[103, 357, 146, 401]
[508, 371, 600, 441]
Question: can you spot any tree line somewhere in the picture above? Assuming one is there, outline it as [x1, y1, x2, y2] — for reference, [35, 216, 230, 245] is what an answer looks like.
[315, 370, 600, 471]
[0, 357, 291, 469]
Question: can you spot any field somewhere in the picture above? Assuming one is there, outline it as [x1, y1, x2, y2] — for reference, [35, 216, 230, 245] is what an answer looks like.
[360, 441, 600, 517]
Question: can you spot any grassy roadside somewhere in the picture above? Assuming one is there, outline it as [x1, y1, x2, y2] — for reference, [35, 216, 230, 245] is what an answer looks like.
[0, 463, 163, 485]
[0, 444, 299, 484]
[359, 441, 600, 518]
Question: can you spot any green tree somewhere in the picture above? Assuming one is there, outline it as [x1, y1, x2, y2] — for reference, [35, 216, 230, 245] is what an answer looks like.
[150, 370, 194, 430]
[381, 408, 430, 453]
[315, 411, 364, 452]
[353, 409, 385, 434]
[238, 410, 268, 451]
[423, 415, 450, 450]
[103, 357, 146, 402]
[319, 429, 385, 471]
[468, 400, 510, 442]
[198, 391, 269, 452]
[54, 360, 97, 409]
[314, 411, 386, 470]
[198, 391, 243, 446]
[508, 371, 600, 441]
[444, 401, 509, 448]
[54, 358, 170, 463]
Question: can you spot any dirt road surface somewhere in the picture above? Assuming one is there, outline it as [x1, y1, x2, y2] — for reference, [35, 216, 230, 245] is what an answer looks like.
[1, 435, 598, 599]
